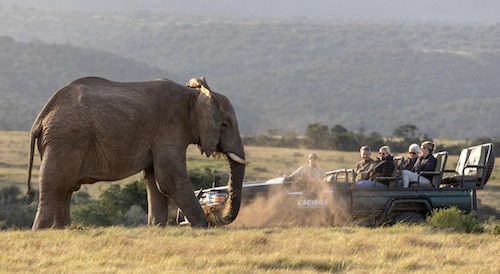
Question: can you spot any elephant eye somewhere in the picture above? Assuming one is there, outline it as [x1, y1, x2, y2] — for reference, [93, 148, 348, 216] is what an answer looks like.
[220, 122, 229, 130]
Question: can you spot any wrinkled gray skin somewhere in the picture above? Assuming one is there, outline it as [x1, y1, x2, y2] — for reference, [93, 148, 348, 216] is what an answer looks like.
[26, 76, 246, 230]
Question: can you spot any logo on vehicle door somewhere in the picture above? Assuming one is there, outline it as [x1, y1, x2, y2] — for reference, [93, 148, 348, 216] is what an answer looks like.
[297, 199, 328, 208]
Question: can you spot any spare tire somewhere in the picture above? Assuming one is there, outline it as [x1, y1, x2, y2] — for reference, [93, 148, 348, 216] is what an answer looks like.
[479, 144, 495, 186]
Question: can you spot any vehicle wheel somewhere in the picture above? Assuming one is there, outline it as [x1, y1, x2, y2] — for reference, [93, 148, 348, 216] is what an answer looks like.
[391, 212, 426, 225]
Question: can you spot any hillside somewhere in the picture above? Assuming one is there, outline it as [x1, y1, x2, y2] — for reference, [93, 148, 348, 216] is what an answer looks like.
[0, 37, 174, 130]
[2, 0, 500, 23]
[1, 9, 499, 138]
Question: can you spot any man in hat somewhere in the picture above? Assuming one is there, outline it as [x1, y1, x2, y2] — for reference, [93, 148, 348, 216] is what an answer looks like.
[286, 152, 325, 184]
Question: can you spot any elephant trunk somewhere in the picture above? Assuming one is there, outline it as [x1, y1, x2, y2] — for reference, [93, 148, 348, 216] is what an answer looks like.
[204, 153, 245, 226]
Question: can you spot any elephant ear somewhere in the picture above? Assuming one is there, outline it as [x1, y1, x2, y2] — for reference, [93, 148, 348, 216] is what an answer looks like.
[187, 76, 212, 91]
[191, 77, 220, 157]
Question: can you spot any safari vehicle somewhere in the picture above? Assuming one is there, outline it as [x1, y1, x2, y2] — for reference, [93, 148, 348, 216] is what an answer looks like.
[178, 143, 495, 226]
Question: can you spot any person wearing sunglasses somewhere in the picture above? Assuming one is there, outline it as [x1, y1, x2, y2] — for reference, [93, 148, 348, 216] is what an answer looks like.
[356, 146, 395, 188]
[402, 143, 420, 170]
[401, 141, 437, 188]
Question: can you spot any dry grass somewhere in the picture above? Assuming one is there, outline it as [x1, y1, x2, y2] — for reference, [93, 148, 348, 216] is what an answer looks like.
[1, 131, 500, 272]
[1, 225, 499, 273]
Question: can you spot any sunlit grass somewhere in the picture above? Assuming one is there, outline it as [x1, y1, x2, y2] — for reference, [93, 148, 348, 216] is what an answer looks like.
[0, 226, 499, 273]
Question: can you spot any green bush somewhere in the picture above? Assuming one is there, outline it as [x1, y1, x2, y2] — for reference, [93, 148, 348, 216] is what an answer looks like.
[0, 185, 37, 229]
[121, 205, 147, 227]
[72, 181, 148, 227]
[427, 206, 484, 233]
[72, 202, 113, 227]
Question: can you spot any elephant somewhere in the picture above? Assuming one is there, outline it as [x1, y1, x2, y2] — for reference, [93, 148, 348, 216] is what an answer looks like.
[25, 76, 246, 230]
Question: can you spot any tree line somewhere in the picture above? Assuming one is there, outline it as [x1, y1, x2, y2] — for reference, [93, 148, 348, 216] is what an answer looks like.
[243, 123, 500, 155]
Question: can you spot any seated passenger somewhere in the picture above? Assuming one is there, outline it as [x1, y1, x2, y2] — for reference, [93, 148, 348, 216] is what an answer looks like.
[402, 143, 420, 170]
[354, 146, 375, 182]
[285, 152, 325, 184]
[356, 146, 395, 188]
[401, 141, 437, 188]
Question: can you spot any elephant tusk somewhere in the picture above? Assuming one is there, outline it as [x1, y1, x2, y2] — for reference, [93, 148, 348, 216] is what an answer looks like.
[227, 152, 247, 165]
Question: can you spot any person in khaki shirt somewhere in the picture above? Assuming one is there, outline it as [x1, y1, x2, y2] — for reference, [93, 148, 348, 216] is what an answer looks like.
[354, 146, 375, 181]
[286, 152, 325, 184]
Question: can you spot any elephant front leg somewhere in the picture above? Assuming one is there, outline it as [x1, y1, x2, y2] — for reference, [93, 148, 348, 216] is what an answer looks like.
[144, 168, 169, 226]
[169, 185, 207, 228]
[153, 159, 208, 228]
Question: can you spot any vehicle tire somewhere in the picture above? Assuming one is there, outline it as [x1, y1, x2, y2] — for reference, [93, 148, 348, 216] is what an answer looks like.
[391, 212, 426, 225]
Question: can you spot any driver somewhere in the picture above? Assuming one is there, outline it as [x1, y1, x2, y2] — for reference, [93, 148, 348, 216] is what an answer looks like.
[285, 152, 325, 184]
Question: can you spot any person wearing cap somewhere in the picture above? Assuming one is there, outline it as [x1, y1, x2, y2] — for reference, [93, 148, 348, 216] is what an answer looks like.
[286, 152, 325, 184]
[354, 146, 375, 181]
[356, 146, 395, 188]
[401, 141, 437, 188]
[402, 143, 420, 170]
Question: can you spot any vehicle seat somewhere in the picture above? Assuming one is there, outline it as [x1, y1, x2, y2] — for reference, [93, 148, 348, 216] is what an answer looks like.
[442, 143, 495, 187]
[375, 156, 403, 188]
[410, 151, 448, 188]
[324, 168, 355, 184]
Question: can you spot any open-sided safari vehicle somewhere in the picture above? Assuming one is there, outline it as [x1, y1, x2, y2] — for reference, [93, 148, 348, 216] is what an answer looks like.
[178, 143, 495, 226]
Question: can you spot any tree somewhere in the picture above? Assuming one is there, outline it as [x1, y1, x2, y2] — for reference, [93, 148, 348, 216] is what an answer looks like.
[305, 123, 330, 149]
[393, 124, 420, 142]
[330, 124, 359, 151]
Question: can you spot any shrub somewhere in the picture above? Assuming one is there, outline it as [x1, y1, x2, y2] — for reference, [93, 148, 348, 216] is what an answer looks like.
[426, 206, 484, 233]
[0, 185, 37, 229]
[492, 224, 500, 235]
[121, 205, 147, 226]
[72, 202, 113, 227]
[72, 181, 148, 227]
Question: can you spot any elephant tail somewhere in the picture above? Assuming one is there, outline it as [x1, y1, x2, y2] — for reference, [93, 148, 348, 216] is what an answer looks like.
[25, 124, 41, 205]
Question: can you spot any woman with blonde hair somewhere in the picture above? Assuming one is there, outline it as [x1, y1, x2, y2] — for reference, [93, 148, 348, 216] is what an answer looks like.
[401, 141, 437, 188]
[356, 146, 394, 188]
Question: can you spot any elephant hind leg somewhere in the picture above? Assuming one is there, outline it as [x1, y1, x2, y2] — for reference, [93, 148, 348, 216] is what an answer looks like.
[33, 189, 73, 229]
[54, 191, 73, 228]
[33, 160, 78, 230]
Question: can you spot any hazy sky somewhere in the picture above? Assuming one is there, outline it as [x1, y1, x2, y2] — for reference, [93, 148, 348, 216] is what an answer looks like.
[2, 0, 499, 23]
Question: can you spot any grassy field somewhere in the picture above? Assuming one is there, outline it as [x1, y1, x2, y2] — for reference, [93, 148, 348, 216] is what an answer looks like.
[1, 131, 500, 273]
[0, 225, 499, 273]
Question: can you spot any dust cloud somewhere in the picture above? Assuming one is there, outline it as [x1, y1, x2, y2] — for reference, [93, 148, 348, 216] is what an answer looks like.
[228, 179, 352, 228]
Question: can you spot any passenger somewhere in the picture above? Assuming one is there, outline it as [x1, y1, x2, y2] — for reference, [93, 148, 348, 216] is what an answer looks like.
[402, 143, 420, 170]
[401, 141, 437, 188]
[356, 146, 395, 188]
[286, 152, 325, 184]
[354, 146, 375, 182]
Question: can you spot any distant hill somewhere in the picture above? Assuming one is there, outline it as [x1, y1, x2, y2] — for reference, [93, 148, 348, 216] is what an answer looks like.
[0, 36, 174, 130]
[0, 9, 499, 138]
[2, 0, 500, 23]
